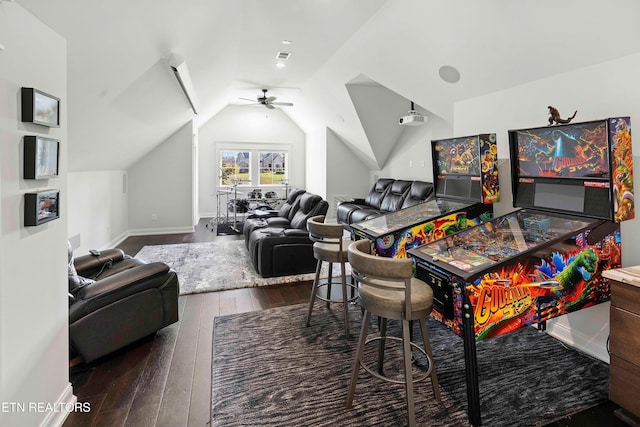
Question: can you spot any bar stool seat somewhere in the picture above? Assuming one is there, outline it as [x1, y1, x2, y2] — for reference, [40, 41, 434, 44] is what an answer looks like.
[306, 215, 358, 338]
[346, 239, 441, 427]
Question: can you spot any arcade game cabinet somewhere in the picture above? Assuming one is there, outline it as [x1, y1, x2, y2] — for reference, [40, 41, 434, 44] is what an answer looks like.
[408, 117, 634, 426]
[350, 133, 500, 258]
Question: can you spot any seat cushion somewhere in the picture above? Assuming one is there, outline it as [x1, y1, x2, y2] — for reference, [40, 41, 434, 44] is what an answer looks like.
[359, 278, 433, 320]
[349, 208, 382, 224]
[313, 238, 353, 263]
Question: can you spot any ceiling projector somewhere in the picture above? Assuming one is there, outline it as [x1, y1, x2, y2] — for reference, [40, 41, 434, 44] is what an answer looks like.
[399, 110, 426, 126]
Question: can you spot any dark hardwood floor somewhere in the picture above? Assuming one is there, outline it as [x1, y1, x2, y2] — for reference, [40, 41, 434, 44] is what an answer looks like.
[64, 219, 312, 427]
[63, 218, 629, 427]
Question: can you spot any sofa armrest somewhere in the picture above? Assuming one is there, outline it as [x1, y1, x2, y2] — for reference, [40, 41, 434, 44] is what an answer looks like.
[341, 198, 366, 205]
[282, 228, 310, 237]
[266, 217, 291, 227]
[71, 263, 172, 315]
[74, 248, 126, 276]
[246, 209, 278, 219]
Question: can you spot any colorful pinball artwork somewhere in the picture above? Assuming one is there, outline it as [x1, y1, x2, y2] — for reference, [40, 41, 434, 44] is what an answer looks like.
[609, 117, 635, 221]
[374, 211, 492, 258]
[464, 228, 620, 340]
[433, 134, 499, 204]
[512, 121, 609, 179]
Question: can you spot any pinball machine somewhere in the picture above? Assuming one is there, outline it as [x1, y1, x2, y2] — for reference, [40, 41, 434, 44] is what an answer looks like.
[350, 133, 500, 258]
[408, 117, 634, 426]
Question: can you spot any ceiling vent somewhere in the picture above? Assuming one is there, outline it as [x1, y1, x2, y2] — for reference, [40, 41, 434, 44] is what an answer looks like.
[276, 51, 291, 60]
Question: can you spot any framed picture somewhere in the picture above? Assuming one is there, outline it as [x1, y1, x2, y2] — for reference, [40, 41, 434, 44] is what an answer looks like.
[24, 189, 60, 226]
[24, 136, 59, 179]
[21, 87, 60, 127]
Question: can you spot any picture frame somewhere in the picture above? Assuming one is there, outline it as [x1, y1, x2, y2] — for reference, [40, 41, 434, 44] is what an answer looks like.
[21, 87, 60, 127]
[24, 189, 60, 226]
[24, 135, 59, 179]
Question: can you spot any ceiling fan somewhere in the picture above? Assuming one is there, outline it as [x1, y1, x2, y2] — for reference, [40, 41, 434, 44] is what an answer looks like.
[239, 89, 293, 109]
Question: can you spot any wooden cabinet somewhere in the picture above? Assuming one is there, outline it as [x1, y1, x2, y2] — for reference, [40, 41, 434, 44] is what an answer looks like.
[603, 267, 640, 422]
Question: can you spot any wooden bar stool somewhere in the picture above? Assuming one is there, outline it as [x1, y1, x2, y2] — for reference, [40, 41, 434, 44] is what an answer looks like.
[345, 239, 441, 427]
[305, 215, 357, 338]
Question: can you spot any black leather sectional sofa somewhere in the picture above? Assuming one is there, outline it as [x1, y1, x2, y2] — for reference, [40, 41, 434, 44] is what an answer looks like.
[336, 178, 434, 227]
[243, 190, 329, 278]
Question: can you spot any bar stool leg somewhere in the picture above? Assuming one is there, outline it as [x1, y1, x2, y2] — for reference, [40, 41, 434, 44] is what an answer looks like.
[418, 317, 441, 401]
[346, 310, 371, 408]
[326, 262, 334, 308]
[340, 258, 350, 338]
[376, 318, 387, 374]
[306, 259, 323, 327]
[402, 318, 416, 427]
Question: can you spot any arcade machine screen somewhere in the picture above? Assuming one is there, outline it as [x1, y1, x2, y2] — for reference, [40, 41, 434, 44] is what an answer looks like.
[433, 134, 499, 203]
[350, 134, 499, 257]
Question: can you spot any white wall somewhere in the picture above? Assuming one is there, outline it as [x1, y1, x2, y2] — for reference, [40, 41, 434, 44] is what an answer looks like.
[198, 105, 305, 217]
[453, 53, 640, 362]
[378, 114, 453, 182]
[128, 121, 195, 235]
[305, 127, 328, 198]
[67, 171, 129, 254]
[325, 128, 370, 220]
[0, 4, 74, 426]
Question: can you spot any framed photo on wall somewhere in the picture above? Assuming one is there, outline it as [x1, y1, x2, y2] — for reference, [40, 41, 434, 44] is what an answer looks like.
[24, 189, 60, 226]
[21, 87, 60, 127]
[24, 135, 59, 179]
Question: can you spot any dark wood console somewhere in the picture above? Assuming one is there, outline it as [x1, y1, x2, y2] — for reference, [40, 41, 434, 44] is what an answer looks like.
[603, 267, 640, 425]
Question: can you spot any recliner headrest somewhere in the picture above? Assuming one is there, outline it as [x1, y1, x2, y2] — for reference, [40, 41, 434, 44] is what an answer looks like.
[389, 180, 411, 195]
[373, 178, 395, 192]
[299, 193, 322, 213]
[286, 188, 305, 203]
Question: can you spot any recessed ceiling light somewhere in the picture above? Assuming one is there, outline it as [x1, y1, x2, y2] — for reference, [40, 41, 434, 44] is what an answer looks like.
[275, 62, 286, 68]
[282, 40, 292, 45]
[439, 65, 461, 83]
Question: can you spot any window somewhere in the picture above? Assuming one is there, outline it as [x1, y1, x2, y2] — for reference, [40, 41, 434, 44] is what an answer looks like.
[218, 147, 290, 187]
[220, 151, 250, 185]
[259, 151, 287, 185]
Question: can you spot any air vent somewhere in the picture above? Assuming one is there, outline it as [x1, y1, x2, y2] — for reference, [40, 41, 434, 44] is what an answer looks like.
[276, 51, 291, 60]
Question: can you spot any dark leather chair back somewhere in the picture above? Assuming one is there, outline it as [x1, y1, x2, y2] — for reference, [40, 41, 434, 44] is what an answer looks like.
[278, 188, 305, 218]
[289, 193, 327, 229]
[379, 180, 412, 212]
[401, 181, 435, 209]
[364, 178, 394, 210]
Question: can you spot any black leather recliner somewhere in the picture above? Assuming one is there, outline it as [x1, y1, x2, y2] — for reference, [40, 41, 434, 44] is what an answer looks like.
[247, 192, 329, 278]
[68, 243, 179, 363]
[336, 178, 435, 228]
[243, 188, 306, 247]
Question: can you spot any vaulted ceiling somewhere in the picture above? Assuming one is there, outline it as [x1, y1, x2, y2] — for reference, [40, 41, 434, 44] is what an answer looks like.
[16, 0, 640, 172]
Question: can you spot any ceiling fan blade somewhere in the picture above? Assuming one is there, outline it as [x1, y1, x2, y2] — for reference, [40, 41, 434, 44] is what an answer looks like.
[265, 96, 277, 103]
[265, 104, 276, 110]
[271, 102, 294, 106]
[238, 97, 257, 102]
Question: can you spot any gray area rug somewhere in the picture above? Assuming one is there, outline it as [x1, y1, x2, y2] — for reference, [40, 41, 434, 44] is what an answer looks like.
[211, 303, 609, 427]
[135, 240, 348, 295]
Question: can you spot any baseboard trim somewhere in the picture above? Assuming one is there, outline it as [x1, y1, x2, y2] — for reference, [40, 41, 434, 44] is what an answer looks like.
[128, 226, 195, 236]
[546, 322, 610, 364]
[39, 383, 76, 427]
